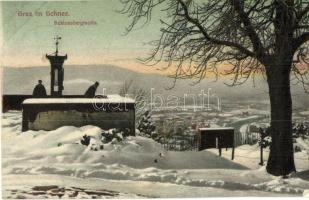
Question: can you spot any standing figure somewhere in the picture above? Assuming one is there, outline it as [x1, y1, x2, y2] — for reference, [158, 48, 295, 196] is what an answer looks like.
[33, 80, 47, 97]
[84, 81, 99, 98]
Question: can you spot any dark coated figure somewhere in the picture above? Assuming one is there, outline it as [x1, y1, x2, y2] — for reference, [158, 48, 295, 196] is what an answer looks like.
[32, 80, 47, 97]
[84, 81, 99, 98]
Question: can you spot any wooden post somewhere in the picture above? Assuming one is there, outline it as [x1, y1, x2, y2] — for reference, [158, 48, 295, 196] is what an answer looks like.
[259, 128, 264, 166]
[231, 146, 235, 160]
[260, 142, 263, 166]
[22, 108, 29, 132]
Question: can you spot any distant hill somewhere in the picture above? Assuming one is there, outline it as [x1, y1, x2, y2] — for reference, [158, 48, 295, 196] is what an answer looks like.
[2, 65, 309, 108]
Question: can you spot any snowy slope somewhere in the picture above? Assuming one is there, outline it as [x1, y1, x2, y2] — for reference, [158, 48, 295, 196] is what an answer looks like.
[2, 111, 309, 198]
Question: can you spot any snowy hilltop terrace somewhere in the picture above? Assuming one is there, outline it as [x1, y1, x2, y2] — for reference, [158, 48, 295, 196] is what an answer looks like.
[2, 111, 309, 198]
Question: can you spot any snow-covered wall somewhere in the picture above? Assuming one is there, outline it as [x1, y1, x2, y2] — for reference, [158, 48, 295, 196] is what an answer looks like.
[21, 97, 135, 134]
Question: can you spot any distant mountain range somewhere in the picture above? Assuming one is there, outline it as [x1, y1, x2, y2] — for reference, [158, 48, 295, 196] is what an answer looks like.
[2, 65, 309, 109]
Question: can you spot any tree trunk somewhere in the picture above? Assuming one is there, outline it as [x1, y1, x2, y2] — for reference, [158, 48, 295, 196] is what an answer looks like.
[266, 65, 296, 176]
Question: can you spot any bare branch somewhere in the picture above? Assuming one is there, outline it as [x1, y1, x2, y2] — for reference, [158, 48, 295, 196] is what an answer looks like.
[294, 32, 309, 51]
[176, 0, 255, 58]
[296, 2, 309, 22]
[230, 0, 266, 59]
[119, 0, 309, 88]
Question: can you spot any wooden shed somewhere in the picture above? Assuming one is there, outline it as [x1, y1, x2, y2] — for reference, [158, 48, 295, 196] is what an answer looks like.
[198, 127, 235, 160]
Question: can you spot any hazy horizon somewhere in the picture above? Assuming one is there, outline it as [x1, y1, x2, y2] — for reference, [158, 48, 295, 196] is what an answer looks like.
[3, 64, 309, 110]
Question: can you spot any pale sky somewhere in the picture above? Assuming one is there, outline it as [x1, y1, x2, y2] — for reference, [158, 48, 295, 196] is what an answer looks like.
[1, 0, 166, 73]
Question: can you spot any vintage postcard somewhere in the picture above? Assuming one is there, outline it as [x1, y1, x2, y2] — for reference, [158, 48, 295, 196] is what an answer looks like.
[1, 0, 309, 198]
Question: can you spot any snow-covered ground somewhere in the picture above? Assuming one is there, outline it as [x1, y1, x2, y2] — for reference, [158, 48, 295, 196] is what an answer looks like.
[300, 110, 309, 116]
[2, 111, 309, 198]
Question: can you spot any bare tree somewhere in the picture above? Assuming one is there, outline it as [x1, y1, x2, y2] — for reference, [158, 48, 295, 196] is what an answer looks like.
[120, 0, 309, 176]
[119, 80, 134, 97]
[119, 80, 149, 125]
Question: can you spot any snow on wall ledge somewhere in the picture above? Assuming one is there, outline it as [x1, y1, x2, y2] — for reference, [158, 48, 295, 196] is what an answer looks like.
[22, 95, 135, 104]
[21, 95, 135, 134]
